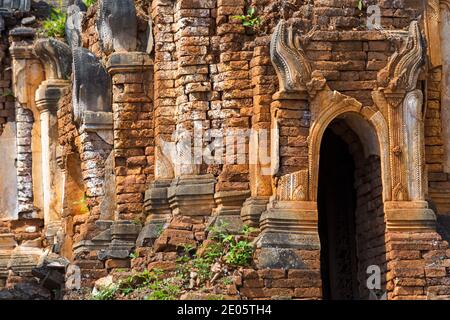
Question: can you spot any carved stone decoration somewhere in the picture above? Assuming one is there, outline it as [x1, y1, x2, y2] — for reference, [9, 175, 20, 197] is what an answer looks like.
[270, 20, 312, 93]
[72, 47, 112, 125]
[66, 2, 87, 49]
[442, 0, 450, 11]
[97, 0, 137, 54]
[155, 145, 174, 180]
[425, 0, 442, 68]
[276, 170, 309, 201]
[376, 21, 426, 202]
[34, 38, 72, 80]
[270, 119, 279, 176]
[377, 21, 425, 93]
[403, 90, 425, 201]
[306, 70, 327, 99]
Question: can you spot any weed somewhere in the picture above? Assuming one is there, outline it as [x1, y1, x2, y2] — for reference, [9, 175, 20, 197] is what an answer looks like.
[241, 224, 258, 236]
[155, 224, 165, 237]
[220, 277, 233, 286]
[83, 0, 97, 8]
[224, 239, 253, 266]
[1, 90, 14, 98]
[183, 243, 195, 255]
[91, 284, 119, 300]
[232, 7, 261, 30]
[146, 277, 182, 300]
[40, 1, 66, 38]
[357, 0, 367, 10]
[193, 257, 213, 283]
[208, 222, 254, 267]
[203, 242, 223, 262]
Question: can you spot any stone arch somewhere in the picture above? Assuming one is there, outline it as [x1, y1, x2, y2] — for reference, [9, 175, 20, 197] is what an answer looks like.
[308, 100, 391, 204]
[318, 117, 388, 299]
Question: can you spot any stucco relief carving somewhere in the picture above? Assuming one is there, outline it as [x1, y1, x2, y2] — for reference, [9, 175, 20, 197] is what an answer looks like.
[377, 21, 425, 94]
[155, 145, 174, 180]
[276, 170, 309, 201]
[270, 20, 325, 203]
[97, 0, 137, 54]
[66, 2, 87, 49]
[72, 47, 112, 126]
[270, 20, 312, 93]
[34, 38, 72, 80]
[375, 21, 426, 202]
[269, 19, 431, 230]
[270, 118, 279, 176]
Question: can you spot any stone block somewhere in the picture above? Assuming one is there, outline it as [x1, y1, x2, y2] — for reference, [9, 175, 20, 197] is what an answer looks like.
[168, 174, 215, 216]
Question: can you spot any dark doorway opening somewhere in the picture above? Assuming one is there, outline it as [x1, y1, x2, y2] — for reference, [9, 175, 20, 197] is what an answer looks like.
[318, 128, 359, 300]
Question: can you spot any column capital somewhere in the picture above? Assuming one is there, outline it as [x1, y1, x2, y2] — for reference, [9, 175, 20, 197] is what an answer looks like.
[9, 27, 36, 60]
[35, 79, 70, 113]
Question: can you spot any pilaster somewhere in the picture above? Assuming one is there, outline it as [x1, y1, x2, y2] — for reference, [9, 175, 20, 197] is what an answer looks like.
[10, 27, 45, 218]
[35, 79, 70, 241]
[106, 52, 153, 221]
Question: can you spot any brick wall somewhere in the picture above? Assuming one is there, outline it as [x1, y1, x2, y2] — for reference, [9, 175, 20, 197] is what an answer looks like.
[0, 43, 14, 137]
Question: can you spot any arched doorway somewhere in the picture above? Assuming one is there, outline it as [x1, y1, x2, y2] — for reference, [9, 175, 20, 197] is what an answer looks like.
[317, 116, 387, 300]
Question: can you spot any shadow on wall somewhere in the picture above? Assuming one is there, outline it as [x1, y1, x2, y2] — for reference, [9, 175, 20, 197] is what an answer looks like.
[437, 215, 450, 243]
[428, 199, 450, 243]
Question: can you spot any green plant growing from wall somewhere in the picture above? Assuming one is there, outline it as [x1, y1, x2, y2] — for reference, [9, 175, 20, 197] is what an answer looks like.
[91, 269, 183, 300]
[91, 284, 119, 300]
[356, 0, 367, 10]
[83, 0, 97, 8]
[40, 0, 67, 38]
[232, 7, 261, 30]
[241, 224, 257, 236]
[146, 277, 182, 300]
[92, 225, 255, 300]
[155, 223, 165, 237]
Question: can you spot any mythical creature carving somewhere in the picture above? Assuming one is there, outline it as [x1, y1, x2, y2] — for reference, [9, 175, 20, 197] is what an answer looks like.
[97, 0, 137, 54]
[66, 1, 87, 49]
[34, 38, 72, 80]
[72, 47, 112, 124]
[377, 21, 425, 93]
[270, 20, 312, 93]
